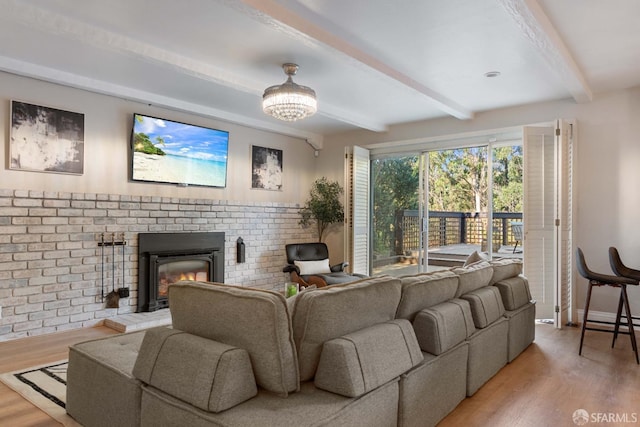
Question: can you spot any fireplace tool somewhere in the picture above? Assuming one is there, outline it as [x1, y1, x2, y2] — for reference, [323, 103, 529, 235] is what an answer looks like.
[100, 233, 105, 303]
[105, 233, 119, 308]
[118, 234, 129, 298]
[98, 233, 128, 308]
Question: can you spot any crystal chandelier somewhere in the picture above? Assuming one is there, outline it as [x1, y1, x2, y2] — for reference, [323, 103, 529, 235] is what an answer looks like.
[262, 63, 317, 121]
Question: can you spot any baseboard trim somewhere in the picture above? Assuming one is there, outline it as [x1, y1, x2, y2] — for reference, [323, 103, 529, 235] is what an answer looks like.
[576, 309, 640, 328]
[576, 309, 617, 324]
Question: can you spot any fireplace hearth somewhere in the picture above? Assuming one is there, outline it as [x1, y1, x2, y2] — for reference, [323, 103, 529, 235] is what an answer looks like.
[137, 232, 225, 312]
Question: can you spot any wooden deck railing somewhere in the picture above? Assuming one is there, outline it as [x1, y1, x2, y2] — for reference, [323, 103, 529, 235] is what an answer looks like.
[399, 210, 523, 253]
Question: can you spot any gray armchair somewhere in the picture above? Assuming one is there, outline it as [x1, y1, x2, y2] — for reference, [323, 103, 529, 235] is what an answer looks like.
[283, 243, 365, 288]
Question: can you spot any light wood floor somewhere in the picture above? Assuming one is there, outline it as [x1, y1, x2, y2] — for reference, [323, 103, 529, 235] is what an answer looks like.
[0, 324, 638, 426]
[0, 326, 118, 427]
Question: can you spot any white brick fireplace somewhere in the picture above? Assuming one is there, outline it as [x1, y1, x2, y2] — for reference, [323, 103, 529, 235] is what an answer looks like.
[0, 188, 313, 341]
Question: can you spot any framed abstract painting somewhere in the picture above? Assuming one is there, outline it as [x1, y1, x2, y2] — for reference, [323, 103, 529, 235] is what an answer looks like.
[10, 100, 85, 175]
[251, 145, 283, 191]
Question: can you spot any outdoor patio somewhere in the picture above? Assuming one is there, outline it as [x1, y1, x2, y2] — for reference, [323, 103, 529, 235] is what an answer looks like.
[374, 241, 523, 277]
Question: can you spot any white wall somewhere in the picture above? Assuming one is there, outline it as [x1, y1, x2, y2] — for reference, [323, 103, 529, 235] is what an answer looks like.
[319, 86, 640, 316]
[0, 71, 317, 203]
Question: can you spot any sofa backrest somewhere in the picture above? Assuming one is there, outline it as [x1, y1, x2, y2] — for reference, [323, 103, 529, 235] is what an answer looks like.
[292, 275, 402, 381]
[169, 281, 298, 396]
[412, 299, 476, 355]
[494, 275, 532, 310]
[396, 270, 459, 320]
[489, 258, 523, 285]
[460, 286, 506, 328]
[452, 261, 494, 297]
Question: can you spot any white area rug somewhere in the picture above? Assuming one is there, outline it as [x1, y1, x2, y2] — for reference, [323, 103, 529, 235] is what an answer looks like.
[0, 360, 80, 426]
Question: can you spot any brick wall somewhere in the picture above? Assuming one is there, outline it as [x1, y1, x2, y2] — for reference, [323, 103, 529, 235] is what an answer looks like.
[0, 188, 314, 341]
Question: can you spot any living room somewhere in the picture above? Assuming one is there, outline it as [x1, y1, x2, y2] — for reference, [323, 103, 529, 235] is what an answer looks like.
[1, 1, 640, 426]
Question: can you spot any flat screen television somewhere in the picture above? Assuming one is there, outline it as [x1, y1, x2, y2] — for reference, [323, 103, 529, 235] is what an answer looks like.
[130, 113, 229, 188]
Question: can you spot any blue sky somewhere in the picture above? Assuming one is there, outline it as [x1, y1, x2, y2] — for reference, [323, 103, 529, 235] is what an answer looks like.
[134, 114, 228, 162]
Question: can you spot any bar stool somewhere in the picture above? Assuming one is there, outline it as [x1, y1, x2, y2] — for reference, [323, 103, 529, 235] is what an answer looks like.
[608, 247, 640, 354]
[575, 248, 639, 364]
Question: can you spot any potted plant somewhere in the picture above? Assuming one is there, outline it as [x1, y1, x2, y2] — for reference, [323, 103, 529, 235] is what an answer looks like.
[299, 177, 344, 242]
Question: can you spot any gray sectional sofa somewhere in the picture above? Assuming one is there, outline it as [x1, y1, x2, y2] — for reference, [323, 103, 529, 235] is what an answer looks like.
[67, 258, 534, 427]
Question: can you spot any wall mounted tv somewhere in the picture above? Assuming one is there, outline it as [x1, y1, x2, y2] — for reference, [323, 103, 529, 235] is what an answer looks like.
[131, 113, 229, 188]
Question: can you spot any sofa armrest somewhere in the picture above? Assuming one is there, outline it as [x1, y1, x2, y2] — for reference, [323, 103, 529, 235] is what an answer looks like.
[314, 319, 422, 397]
[133, 327, 257, 413]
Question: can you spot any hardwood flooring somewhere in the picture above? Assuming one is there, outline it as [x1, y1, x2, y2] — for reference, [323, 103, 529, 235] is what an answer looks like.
[0, 326, 118, 427]
[439, 323, 640, 427]
[0, 323, 637, 426]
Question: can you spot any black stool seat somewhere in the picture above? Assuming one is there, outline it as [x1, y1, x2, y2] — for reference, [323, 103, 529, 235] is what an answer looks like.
[576, 248, 638, 364]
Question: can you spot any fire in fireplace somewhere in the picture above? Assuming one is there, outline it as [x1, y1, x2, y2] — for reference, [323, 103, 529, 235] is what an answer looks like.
[137, 232, 225, 312]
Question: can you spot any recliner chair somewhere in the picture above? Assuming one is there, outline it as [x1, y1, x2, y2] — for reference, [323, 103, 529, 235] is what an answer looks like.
[283, 243, 366, 288]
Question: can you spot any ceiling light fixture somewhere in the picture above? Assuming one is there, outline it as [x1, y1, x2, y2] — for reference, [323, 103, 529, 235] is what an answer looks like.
[262, 63, 317, 122]
[484, 71, 501, 78]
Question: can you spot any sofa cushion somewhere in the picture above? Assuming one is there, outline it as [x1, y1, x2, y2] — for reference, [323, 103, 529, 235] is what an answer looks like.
[396, 270, 459, 320]
[168, 281, 298, 395]
[460, 286, 506, 328]
[489, 258, 523, 285]
[67, 331, 145, 427]
[452, 261, 493, 297]
[494, 275, 532, 310]
[314, 319, 422, 397]
[293, 275, 402, 381]
[133, 327, 257, 413]
[463, 250, 489, 266]
[412, 299, 476, 355]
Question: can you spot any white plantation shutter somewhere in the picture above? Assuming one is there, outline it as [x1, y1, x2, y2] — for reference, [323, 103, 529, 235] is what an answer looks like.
[523, 126, 556, 320]
[556, 119, 574, 327]
[523, 121, 575, 328]
[346, 146, 370, 276]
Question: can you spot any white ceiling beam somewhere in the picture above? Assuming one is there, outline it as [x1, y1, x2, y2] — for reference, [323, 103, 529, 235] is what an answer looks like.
[499, 0, 593, 103]
[4, 0, 388, 135]
[2, 0, 400, 134]
[0, 0, 326, 147]
[238, 0, 474, 120]
[0, 55, 324, 150]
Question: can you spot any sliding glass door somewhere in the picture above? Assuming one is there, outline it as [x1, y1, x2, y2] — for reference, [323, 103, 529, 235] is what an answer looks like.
[350, 120, 573, 327]
[371, 155, 422, 276]
[369, 143, 524, 276]
[426, 146, 489, 265]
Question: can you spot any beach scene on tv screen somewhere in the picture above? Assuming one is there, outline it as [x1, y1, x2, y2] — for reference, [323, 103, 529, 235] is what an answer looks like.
[132, 114, 229, 187]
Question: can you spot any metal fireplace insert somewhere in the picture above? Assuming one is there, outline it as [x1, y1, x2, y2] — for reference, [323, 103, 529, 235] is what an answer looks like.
[137, 232, 225, 312]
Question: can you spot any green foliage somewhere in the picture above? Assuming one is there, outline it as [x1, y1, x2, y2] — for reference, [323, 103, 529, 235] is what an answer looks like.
[371, 145, 523, 257]
[428, 146, 523, 212]
[134, 132, 166, 155]
[133, 132, 166, 156]
[299, 177, 344, 241]
[372, 157, 419, 256]
[133, 115, 166, 156]
[492, 146, 523, 212]
[429, 147, 488, 212]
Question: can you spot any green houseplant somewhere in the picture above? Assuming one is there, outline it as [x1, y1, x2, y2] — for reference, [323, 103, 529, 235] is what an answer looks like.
[299, 177, 344, 242]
